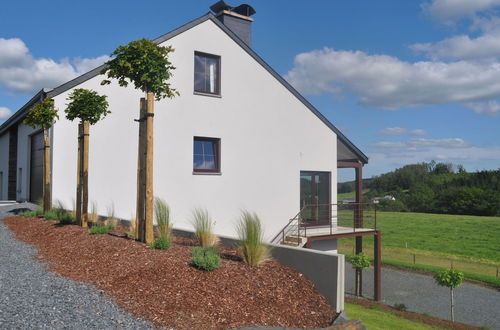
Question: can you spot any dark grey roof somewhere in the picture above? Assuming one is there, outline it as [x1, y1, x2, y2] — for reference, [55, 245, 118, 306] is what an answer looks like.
[0, 12, 368, 164]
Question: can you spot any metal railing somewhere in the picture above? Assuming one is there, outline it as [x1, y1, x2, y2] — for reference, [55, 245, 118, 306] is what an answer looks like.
[270, 202, 377, 246]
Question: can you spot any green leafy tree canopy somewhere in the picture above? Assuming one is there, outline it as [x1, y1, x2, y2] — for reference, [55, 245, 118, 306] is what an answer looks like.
[24, 97, 58, 129]
[100, 39, 179, 100]
[348, 253, 371, 270]
[434, 269, 464, 289]
[65, 89, 110, 125]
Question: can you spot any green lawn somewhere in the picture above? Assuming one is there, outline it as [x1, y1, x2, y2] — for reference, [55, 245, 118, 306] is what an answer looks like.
[345, 303, 439, 330]
[353, 211, 500, 262]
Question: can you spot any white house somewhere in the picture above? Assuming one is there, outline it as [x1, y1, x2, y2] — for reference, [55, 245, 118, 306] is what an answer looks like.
[0, 2, 368, 244]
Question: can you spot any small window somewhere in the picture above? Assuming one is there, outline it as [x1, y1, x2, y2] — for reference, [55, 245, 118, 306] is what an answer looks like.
[193, 137, 220, 173]
[194, 52, 220, 95]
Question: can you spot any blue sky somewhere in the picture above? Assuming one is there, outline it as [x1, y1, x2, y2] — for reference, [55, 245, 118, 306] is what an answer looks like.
[1, 0, 499, 180]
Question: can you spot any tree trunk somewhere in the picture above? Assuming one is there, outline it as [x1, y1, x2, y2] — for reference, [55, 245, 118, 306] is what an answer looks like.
[136, 98, 146, 241]
[81, 121, 89, 228]
[450, 288, 454, 322]
[144, 92, 155, 244]
[355, 268, 362, 297]
[76, 123, 83, 225]
[43, 128, 51, 213]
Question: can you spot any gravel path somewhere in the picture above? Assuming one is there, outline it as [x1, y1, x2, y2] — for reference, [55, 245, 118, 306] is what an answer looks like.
[345, 261, 500, 329]
[0, 203, 154, 330]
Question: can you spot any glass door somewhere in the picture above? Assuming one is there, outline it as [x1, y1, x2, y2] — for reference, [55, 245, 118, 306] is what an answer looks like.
[300, 171, 331, 225]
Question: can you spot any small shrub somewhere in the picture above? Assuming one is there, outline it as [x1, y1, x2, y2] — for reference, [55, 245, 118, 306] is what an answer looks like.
[191, 208, 218, 247]
[236, 210, 269, 266]
[192, 246, 221, 271]
[348, 253, 371, 270]
[154, 197, 172, 239]
[105, 203, 118, 228]
[90, 224, 114, 235]
[89, 201, 99, 223]
[393, 303, 407, 311]
[151, 236, 171, 250]
[19, 209, 43, 217]
[59, 213, 75, 225]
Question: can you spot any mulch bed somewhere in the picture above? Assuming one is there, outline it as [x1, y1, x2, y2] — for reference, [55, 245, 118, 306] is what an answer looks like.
[346, 297, 480, 330]
[3, 216, 335, 329]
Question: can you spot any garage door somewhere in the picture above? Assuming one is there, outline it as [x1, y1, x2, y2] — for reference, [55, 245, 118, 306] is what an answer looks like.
[29, 131, 44, 202]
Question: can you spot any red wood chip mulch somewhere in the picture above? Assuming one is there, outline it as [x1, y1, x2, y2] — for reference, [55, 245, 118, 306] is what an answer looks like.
[3, 216, 335, 329]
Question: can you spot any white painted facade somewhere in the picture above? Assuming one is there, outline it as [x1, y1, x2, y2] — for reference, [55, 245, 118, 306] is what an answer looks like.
[0, 132, 9, 200]
[50, 19, 337, 241]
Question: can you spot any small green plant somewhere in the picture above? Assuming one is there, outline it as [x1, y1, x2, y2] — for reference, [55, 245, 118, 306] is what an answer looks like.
[151, 236, 171, 250]
[105, 203, 118, 228]
[19, 209, 43, 217]
[236, 210, 269, 266]
[90, 224, 115, 235]
[393, 303, 407, 311]
[89, 201, 99, 223]
[128, 214, 138, 239]
[42, 200, 75, 224]
[348, 252, 371, 297]
[434, 268, 464, 321]
[192, 246, 221, 271]
[191, 208, 218, 247]
[154, 197, 172, 239]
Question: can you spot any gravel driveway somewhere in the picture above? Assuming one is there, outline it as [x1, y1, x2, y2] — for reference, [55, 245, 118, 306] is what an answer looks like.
[0, 203, 154, 330]
[345, 260, 500, 329]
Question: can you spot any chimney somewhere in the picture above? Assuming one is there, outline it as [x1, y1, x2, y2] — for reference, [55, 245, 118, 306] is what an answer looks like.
[210, 1, 256, 46]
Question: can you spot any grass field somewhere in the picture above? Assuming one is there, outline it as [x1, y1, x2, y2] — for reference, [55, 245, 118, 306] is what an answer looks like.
[337, 211, 500, 286]
[345, 303, 439, 330]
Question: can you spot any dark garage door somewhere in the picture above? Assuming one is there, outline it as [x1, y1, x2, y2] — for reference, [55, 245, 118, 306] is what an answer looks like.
[30, 131, 44, 202]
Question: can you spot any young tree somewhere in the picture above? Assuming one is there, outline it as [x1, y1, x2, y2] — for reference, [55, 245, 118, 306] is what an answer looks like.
[100, 39, 179, 244]
[434, 268, 464, 322]
[24, 97, 59, 213]
[348, 252, 371, 297]
[65, 89, 110, 228]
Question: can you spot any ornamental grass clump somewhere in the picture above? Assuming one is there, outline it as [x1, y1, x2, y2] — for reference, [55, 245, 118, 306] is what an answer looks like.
[236, 210, 269, 266]
[192, 246, 221, 271]
[151, 197, 172, 250]
[105, 203, 118, 228]
[90, 224, 115, 235]
[191, 208, 218, 247]
[45, 200, 75, 224]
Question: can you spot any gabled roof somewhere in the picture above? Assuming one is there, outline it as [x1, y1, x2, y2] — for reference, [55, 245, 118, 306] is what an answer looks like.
[0, 12, 368, 164]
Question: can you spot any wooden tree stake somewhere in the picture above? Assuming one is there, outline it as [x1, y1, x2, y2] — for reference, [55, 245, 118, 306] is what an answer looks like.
[76, 123, 83, 225]
[136, 98, 147, 241]
[81, 121, 89, 228]
[144, 92, 155, 244]
[43, 129, 51, 213]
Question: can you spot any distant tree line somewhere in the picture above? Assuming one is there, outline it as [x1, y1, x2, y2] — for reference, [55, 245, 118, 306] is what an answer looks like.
[340, 161, 500, 216]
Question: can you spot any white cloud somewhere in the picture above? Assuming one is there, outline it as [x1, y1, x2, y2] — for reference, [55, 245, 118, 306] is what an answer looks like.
[372, 138, 470, 150]
[422, 0, 500, 22]
[379, 127, 427, 136]
[0, 107, 12, 119]
[466, 100, 500, 115]
[284, 47, 500, 113]
[0, 38, 110, 94]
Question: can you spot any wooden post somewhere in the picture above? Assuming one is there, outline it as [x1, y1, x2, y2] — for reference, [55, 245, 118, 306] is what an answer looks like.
[136, 98, 147, 241]
[355, 164, 363, 295]
[81, 121, 89, 228]
[43, 128, 51, 213]
[144, 92, 155, 244]
[374, 230, 382, 301]
[76, 123, 83, 225]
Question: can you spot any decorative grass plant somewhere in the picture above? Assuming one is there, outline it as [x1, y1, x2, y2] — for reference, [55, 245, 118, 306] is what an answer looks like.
[236, 210, 269, 266]
[154, 197, 172, 239]
[89, 202, 99, 223]
[90, 224, 115, 235]
[192, 246, 221, 271]
[105, 203, 118, 228]
[151, 236, 171, 250]
[191, 208, 218, 247]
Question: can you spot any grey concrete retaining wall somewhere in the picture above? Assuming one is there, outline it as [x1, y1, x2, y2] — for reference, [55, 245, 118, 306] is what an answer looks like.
[173, 228, 345, 313]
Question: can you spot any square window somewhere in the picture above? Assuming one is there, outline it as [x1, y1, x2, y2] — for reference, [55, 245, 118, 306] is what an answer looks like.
[194, 52, 220, 95]
[193, 137, 221, 173]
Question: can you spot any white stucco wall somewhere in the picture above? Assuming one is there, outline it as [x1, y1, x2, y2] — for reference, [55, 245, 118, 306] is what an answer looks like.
[0, 132, 9, 200]
[16, 123, 39, 201]
[51, 19, 338, 241]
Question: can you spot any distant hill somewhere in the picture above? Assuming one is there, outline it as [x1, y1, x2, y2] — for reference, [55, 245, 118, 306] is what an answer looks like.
[338, 161, 500, 216]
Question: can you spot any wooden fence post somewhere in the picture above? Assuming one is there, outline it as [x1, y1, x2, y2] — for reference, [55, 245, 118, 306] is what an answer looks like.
[136, 98, 146, 241]
[144, 92, 155, 245]
[81, 121, 89, 228]
[43, 129, 51, 213]
[76, 123, 83, 225]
